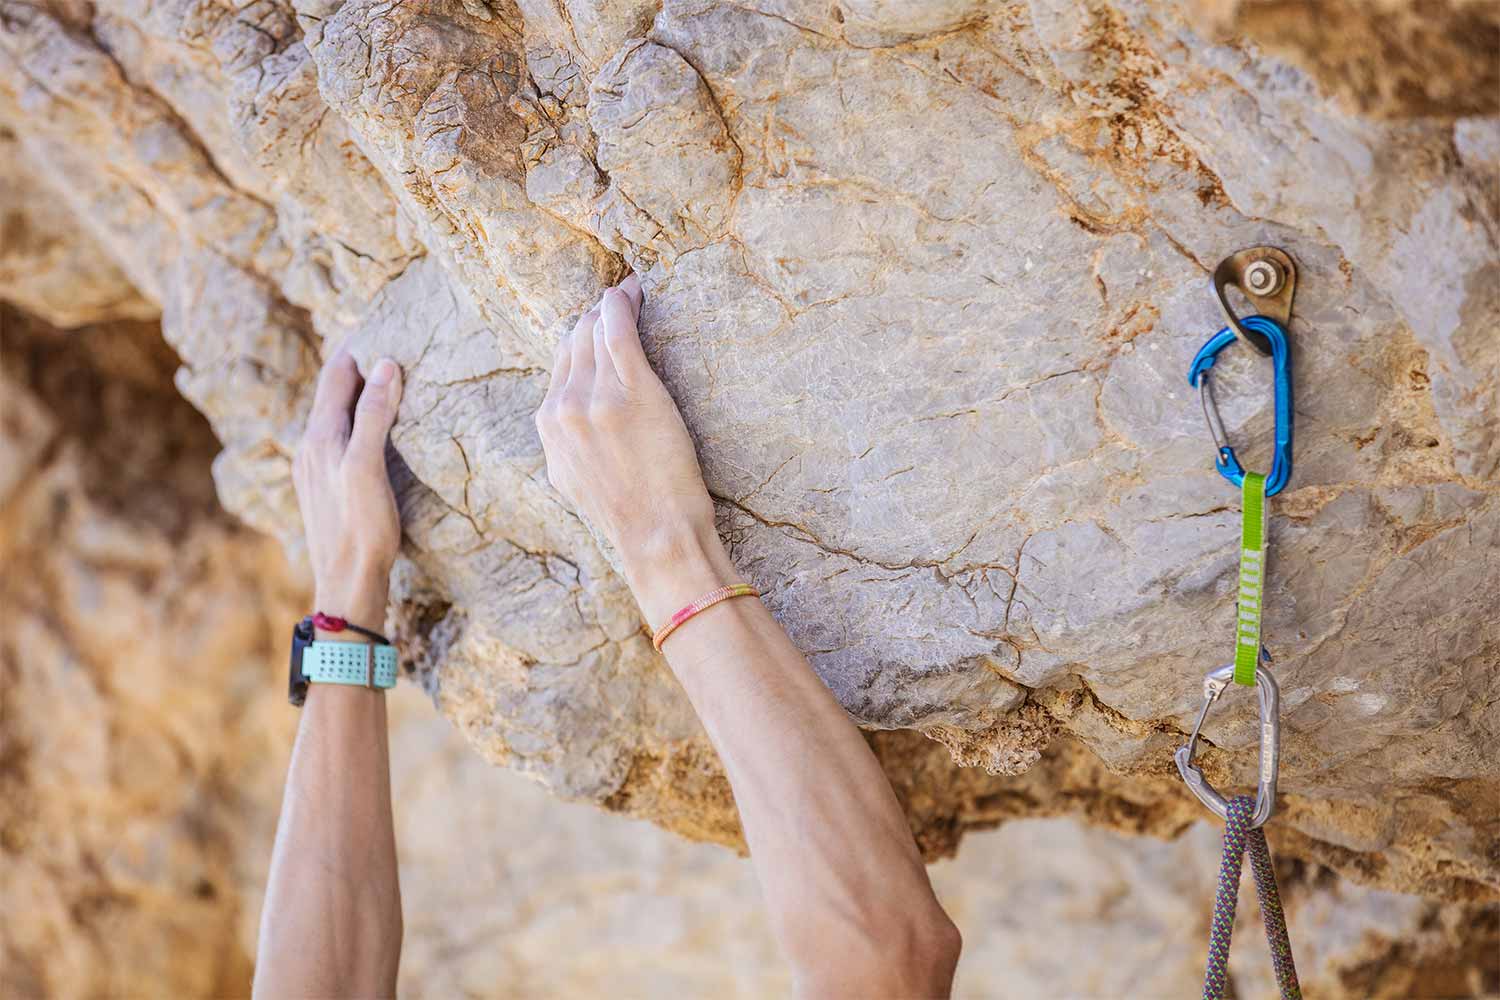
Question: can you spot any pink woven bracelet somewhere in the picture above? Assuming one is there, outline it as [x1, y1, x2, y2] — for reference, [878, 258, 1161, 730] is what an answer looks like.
[652, 583, 760, 652]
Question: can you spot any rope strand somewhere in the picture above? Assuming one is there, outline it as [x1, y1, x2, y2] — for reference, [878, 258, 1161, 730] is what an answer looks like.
[1202, 795, 1302, 1000]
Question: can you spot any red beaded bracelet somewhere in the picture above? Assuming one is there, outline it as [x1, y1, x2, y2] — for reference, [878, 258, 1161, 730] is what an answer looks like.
[652, 583, 760, 652]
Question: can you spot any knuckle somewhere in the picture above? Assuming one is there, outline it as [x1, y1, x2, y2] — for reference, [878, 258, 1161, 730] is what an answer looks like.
[535, 408, 561, 443]
[297, 441, 328, 473]
[589, 394, 626, 427]
[556, 395, 589, 429]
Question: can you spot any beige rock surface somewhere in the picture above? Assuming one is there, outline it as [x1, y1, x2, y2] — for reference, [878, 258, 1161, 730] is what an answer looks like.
[0, 304, 1494, 995]
[1, 0, 1497, 911]
[0, 129, 156, 328]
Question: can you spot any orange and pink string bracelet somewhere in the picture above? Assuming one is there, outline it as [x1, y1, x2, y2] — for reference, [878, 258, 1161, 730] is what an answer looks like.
[651, 583, 760, 652]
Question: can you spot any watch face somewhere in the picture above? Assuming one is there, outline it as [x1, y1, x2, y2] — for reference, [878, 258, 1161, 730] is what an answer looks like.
[288, 617, 314, 707]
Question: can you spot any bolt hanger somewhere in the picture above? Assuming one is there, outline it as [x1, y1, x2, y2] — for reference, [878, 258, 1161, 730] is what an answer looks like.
[1212, 246, 1297, 356]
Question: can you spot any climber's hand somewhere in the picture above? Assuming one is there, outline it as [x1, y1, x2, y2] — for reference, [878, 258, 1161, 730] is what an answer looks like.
[293, 345, 404, 632]
[535, 275, 720, 586]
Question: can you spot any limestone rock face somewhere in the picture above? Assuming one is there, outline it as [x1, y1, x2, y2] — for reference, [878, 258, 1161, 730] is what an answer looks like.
[2, 306, 1493, 997]
[2, 0, 1497, 900]
[0, 130, 156, 327]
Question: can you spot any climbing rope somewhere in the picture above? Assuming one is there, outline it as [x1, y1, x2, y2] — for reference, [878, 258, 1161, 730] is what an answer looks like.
[1203, 796, 1302, 1000]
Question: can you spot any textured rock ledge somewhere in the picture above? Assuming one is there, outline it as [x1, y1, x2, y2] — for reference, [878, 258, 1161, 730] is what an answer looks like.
[2, 0, 1497, 900]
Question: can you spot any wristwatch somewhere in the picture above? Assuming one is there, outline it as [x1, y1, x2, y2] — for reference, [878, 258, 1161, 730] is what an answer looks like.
[288, 615, 398, 706]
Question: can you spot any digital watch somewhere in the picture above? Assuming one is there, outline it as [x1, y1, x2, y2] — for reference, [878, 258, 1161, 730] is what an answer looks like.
[288, 613, 398, 706]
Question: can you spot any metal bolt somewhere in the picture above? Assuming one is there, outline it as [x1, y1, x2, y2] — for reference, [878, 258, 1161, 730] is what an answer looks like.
[1244, 259, 1283, 296]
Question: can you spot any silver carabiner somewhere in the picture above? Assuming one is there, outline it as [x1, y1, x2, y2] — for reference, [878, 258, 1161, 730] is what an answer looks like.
[1175, 659, 1281, 828]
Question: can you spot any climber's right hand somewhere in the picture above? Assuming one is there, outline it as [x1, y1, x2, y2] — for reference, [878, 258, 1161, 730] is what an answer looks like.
[293, 345, 404, 634]
[535, 276, 738, 625]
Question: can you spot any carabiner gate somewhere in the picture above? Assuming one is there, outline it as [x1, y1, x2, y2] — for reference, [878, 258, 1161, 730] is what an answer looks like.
[1175, 659, 1281, 828]
[1187, 315, 1293, 497]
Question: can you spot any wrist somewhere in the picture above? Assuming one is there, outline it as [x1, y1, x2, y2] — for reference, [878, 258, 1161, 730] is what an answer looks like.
[314, 577, 389, 641]
[620, 520, 743, 632]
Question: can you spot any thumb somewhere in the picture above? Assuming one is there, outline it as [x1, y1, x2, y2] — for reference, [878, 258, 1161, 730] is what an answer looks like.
[347, 358, 402, 468]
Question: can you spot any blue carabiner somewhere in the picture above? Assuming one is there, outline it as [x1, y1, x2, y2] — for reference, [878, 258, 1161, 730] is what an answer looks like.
[1187, 315, 1293, 497]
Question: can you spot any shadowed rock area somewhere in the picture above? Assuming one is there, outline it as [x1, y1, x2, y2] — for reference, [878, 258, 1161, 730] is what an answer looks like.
[1187, 0, 1500, 120]
[0, 306, 306, 995]
[1, 0, 1496, 912]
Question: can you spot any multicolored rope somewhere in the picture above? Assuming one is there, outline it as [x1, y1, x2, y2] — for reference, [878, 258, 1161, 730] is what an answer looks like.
[1203, 795, 1302, 1000]
[652, 583, 760, 651]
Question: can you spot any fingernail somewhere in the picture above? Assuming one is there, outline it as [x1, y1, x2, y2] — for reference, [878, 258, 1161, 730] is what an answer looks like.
[369, 358, 397, 386]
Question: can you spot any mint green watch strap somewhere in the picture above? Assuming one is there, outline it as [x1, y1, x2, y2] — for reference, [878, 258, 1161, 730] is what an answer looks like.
[303, 641, 398, 690]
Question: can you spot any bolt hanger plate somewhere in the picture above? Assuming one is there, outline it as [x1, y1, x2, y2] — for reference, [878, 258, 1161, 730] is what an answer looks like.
[1212, 246, 1297, 356]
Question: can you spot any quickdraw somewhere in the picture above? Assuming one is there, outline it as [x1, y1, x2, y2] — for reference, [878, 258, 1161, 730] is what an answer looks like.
[1178, 247, 1302, 1000]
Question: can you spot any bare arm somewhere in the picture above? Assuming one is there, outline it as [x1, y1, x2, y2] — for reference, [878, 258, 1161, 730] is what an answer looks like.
[254, 349, 405, 998]
[535, 279, 961, 997]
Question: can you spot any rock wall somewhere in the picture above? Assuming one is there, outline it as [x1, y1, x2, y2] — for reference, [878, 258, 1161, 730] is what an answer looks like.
[2, 0, 1497, 902]
[2, 304, 1494, 997]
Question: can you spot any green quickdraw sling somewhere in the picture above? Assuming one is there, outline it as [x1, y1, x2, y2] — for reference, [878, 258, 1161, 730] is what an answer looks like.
[1175, 248, 1302, 1000]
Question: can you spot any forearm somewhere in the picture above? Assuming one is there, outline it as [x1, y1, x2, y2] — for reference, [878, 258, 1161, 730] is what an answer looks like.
[266, 347, 406, 997]
[533, 277, 957, 992]
[625, 526, 960, 996]
[254, 668, 401, 997]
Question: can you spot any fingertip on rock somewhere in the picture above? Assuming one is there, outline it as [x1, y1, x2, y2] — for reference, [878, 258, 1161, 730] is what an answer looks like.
[368, 358, 398, 386]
